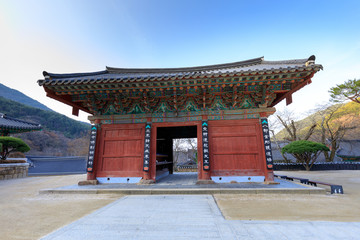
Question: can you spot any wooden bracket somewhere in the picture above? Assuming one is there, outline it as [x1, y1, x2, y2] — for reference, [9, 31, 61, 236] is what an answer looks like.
[203, 88, 206, 109]
[286, 94, 293, 105]
[72, 107, 79, 116]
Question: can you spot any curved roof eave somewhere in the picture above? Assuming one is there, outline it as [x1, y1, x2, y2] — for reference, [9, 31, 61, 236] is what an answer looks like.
[38, 55, 320, 86]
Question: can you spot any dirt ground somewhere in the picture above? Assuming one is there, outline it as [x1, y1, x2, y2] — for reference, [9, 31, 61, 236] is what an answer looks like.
[1, 171, 360, 240]
[215, 170, 360, 221]
[0, 175, 121, 240]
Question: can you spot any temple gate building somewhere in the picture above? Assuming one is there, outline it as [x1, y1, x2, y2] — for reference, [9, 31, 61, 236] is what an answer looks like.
[38, 56, 322, 184]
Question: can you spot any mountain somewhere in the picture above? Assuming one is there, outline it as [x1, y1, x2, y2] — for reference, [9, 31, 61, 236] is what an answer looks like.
[0, 83, 52, 111]
[0, 96, 90, 156]
[0, 96, 89, 138]
[275, 101, 360, 141]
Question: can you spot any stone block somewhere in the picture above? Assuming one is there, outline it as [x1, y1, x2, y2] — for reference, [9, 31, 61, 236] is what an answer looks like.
[196, 180, 215, 185]
[78, 180, 98, 186]
[264, 181, 280, 185]
[138, 179, 155, 185]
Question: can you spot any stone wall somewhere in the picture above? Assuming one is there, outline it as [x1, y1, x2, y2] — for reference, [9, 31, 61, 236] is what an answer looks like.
[0, 163, 29, 180]
[274, 162, 360, 171]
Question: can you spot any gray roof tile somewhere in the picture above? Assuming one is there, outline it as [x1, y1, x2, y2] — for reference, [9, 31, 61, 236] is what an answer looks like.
[38, 56, 322, 86]
[0, 113, 42, 132]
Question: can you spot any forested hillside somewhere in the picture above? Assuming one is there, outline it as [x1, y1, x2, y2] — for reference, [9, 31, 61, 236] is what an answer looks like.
[274, 101, 360, 141]
[0, 83, 52, 111]
[0, 96, 90, 156]
[0, 96, 89, 138]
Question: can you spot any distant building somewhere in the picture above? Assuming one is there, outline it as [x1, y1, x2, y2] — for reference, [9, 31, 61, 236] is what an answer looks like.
[174, 149, 197, 166]
[0, 113, 41, 136]
[271, 141, 296, 162]
[336, 140, 360, 161]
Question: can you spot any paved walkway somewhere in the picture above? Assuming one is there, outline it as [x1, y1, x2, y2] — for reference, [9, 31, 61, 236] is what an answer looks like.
[156, 172, 198, 185]
[41, 195, 360, 240]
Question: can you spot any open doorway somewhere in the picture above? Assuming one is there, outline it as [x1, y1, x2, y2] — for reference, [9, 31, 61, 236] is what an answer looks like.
[156, 126, 197, 182]
[173, 138, 197, 172]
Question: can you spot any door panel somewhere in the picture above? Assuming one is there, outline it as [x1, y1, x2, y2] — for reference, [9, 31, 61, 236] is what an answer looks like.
[97, 124, 144, 177]
[209, 120, 264, 176]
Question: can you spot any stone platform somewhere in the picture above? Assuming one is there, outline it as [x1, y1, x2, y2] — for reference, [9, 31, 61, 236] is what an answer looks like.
[40, 172, 325, 195]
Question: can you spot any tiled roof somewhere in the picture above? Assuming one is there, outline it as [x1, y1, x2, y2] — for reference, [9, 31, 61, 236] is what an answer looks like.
[0, 113, 42, 132]
[38, 55, 322, 86]
[337, 140, 360, 157]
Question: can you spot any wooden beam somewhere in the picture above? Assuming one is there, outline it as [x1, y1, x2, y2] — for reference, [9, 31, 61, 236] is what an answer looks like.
[270, 73, 315, 107]
[44, 87, 92, 115]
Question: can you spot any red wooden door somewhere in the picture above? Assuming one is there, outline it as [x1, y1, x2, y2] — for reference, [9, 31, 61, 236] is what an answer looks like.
[96, 124, 144, 178]
[208, 119, 265, 176]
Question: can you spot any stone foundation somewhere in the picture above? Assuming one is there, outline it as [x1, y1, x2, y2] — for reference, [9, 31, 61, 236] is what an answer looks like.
[0, 163, 29, 180]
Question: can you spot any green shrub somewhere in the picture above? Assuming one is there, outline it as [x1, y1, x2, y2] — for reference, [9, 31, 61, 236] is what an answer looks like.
[0, 137, 30, 161]
[281, 140, 329, 171]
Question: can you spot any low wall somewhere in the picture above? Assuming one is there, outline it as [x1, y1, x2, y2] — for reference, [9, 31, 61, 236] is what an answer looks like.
[0, 163, 29, 180]
[176, 165, 198, 172]
[274, 162, 360, 171]
[27, 156, 86, 175]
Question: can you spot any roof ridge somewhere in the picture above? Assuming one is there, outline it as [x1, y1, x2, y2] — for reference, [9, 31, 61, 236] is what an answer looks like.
[262, 58, 308, 65]
[106, 57, 264, 73]
[1, 114, 41, 127]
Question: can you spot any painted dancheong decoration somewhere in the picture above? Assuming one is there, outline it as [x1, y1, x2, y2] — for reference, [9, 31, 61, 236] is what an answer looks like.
[38, 56, 322, 124]
[143, 123, 151, 172]
[261, 118, 273, 169]
[38, 56, 322, 183]
[87, 125, 97, 172]
[202, 121, 210, 170]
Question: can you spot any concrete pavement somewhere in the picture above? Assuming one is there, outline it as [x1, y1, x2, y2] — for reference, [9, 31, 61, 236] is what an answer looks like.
[41, 195, 360, 240]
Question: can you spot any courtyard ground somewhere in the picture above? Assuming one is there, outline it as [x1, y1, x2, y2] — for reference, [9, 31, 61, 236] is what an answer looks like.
[215, 170, 360, 221]
[0, 174, 120, 240]
[0, 170, 359, 239]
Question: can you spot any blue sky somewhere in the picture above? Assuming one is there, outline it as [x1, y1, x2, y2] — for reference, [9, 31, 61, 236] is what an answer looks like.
[1, 0, 359, 123]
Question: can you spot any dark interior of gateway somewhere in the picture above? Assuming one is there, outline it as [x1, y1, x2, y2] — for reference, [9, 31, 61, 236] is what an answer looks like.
[156, 126, 197, 180]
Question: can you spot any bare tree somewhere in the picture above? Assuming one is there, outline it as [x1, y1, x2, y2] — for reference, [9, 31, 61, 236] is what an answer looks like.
[185, 138, 197, 163]
[172, 138, 197, 170]
[172, 139, 185, 170]
[315, 104, 356, 162]
[272, 109, 317, 163]
[276, 115, 317, 142]
[270, 129, 290, 163]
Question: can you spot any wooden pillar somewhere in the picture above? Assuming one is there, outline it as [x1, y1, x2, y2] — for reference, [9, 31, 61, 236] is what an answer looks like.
[149, 124, 157, 181]
[142, 123, 152, 180]
[197, 120, 211, 181]
[259, 117, 276, 184]
[87, 122, 101, 180]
